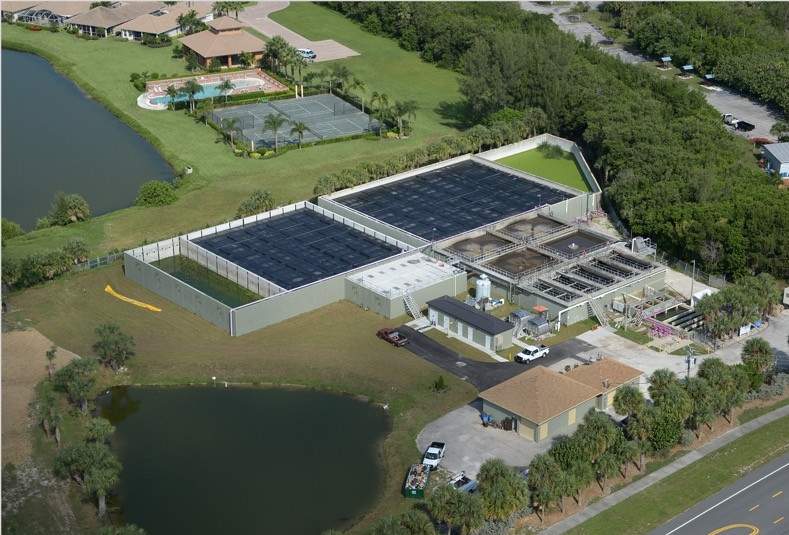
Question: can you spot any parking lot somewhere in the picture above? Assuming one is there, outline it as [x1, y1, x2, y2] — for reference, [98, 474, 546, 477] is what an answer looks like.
[416, 400, 552, 478]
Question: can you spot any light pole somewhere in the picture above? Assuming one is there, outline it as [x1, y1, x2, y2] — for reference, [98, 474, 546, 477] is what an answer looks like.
[685, 345, 696, 381]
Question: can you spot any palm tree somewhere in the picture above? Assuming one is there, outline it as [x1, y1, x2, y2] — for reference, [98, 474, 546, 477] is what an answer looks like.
[292, 54, 308, 96]
[770, 120, 789, 141]
[197, 98, 214, 125]
[370, 91, 390, 137]
[218, 79, 234, 103]
[290, 121, 308, 148]
[180, 79, 203, 114]
[176, 9, 199, 35]
[347, 77, 367, 112]
[165, 85, 178, 110]
[221, 117, 241, 146]
[595, 452, 620, 493]
[391, 99, 418, 138]
[45, 345, 57, 379]
[239, 51, 254, 69]
[86, 462, 120, 518]
[329, 64, 352, 93]
[264, 36, 290, 74]
[263, 113, 288, 152]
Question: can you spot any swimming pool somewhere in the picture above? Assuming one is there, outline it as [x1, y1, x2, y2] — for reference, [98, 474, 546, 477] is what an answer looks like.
[150, 78, 263, 105]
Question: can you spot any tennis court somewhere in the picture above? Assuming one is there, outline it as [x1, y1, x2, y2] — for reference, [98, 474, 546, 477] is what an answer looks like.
[211, 93, 378, 149]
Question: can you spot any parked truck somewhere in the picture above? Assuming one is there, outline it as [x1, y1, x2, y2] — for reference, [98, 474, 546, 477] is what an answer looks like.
[722, 113, 755, 132]
[515, 344, 550, 363]
[422, 441, 446, 470]
[448, 471, 478, 493]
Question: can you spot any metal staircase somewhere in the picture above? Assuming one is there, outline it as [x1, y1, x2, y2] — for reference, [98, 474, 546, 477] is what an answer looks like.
[403, 291, 423, 320]
[587, 298, 610, 329]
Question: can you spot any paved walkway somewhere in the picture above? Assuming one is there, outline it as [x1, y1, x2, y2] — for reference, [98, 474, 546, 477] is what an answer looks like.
[519, 2, 780, 141]
[541, 404, 789, 534]
[239, 2, 359, 62]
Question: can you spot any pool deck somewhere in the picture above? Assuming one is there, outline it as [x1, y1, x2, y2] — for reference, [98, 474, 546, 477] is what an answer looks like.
[139, 69, 288, 110]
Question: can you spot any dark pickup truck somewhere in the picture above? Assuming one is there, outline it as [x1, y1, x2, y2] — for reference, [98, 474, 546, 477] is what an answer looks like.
[377, 328, 409, 347]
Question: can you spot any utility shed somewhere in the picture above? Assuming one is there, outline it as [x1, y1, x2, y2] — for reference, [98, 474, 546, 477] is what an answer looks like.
[763, 142, 789, 178]
[346, 254, 466, 318]
[427, 296, 514, 352]
[479, 366, 599, 442]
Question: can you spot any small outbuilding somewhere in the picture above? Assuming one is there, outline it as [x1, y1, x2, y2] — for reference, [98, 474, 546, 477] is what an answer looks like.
[427, 295, 514, 352]
[763, 142, 789, 178]
[179, 16, 265, 69]
[479, 359, 643, 442]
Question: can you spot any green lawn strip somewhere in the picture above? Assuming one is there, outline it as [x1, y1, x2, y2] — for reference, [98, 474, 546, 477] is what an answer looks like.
[424, 329, 496, 363]
[496, 149, 590, 192]
[6, 264, 477, 528]
[269, 2, 462, 139]
[1, 19, 460, 259]
[669, 342, 710, 356]
[543, 319, 599, 347]
[738, 397, 789, 425]
[615, 327, 652, 345]
[566, 415, 789, 535]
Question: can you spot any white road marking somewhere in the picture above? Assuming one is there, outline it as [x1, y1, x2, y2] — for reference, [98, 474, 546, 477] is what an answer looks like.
[661, 461, 789, 535]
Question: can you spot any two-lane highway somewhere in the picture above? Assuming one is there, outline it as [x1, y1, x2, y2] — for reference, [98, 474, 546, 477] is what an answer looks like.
[652, 454, 789, 535]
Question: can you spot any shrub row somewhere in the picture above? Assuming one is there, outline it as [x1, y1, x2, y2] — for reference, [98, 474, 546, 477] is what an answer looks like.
[2, 239, 89, 290]
[313, 118, 529, 196]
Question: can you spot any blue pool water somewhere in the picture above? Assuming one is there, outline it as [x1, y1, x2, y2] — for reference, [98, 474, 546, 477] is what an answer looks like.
[150, 78, 262, 105]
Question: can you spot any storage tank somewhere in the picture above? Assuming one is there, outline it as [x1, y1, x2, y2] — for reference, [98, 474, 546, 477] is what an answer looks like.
[476, 275, 491, 300]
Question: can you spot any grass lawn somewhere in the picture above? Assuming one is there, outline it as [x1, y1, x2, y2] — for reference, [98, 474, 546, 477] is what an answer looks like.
[566, 415, 789, 535]
[739, 396, 789, 424]
[2, 13, 460, 260]
[496, 148, 590, 192]
[5, 265, 477, 530]
[424, 329, 496, 363]
[543, 319, 599, 347]
[669, 342, 711, 356]
[615, 327, 652, 345]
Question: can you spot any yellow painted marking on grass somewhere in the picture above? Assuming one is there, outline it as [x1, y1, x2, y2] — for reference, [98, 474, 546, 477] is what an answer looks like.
[749, 504, 760, 512]
[774, 517, 784, 525]
[707, 524, 759, 535]
[104, 285, 161, 312]
[772, 490, 783, 498]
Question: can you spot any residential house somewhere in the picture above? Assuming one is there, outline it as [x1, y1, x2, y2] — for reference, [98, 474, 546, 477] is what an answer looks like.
[763, 142, 789, 180]
[14, 2, 92, 25]
[66, 1, 164, 37]
[116, 2, 213, 41]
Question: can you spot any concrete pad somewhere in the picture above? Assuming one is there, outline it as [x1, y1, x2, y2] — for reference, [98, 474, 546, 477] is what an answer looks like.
[239, 2, 359, 62]
[416, 401, 551, 478]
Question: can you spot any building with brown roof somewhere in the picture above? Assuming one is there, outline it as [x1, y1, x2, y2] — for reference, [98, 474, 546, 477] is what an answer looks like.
[479, 359, 643, 442]
[66, 1, 164, 37]
[1, 1, 39, 21]
[116, 2, 213, 41]
[14, 2, 92, 25]
[179, 16, 265, 69]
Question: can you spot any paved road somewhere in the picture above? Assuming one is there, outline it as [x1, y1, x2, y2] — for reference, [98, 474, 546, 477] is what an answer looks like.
[399, 325, 594, 391]
[651, 454, 789, 535]
[239, 2, 359, 62]
[519, 2, 780, 140]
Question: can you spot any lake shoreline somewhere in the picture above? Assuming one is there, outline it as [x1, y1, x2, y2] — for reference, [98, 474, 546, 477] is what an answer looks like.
[1, 38, 181, 177]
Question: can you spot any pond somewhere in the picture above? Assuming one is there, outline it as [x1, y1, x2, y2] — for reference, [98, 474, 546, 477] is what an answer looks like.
[1, 50, 172, 230]
[97, 386, 389, 535]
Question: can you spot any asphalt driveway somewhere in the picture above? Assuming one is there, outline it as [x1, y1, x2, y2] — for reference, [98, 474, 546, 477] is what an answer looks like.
[399, 325, 595, 391]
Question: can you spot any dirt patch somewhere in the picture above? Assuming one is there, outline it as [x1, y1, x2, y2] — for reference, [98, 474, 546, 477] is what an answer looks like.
[2, 329, 77, 465]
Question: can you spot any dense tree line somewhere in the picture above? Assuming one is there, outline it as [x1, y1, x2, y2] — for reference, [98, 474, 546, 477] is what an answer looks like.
[327, 2, 789, 279]
[599, 2, 789, 116]
[695, 274, 782, 341]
